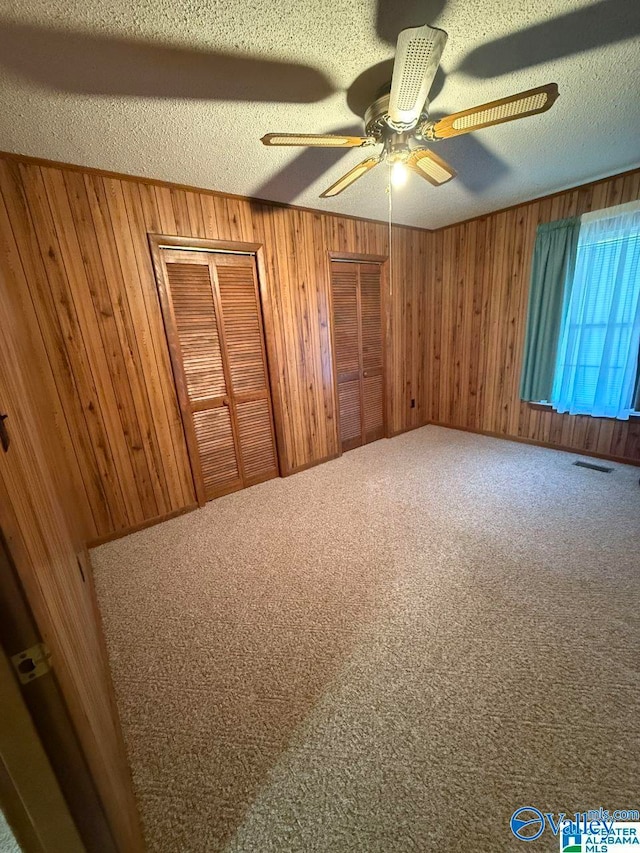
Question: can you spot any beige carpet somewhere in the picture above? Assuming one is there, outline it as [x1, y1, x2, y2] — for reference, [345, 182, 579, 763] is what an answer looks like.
[0, 812, 21, 853]
[92, 426, 640, 852]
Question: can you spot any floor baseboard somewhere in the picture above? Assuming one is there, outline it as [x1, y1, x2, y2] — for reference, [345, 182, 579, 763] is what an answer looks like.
[429, 421, 640, 468]
[88, 503, 199, 548]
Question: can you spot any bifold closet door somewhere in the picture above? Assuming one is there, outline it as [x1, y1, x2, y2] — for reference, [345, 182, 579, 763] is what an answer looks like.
[330, 260, 385, 453]
[157, 248, 278, 503]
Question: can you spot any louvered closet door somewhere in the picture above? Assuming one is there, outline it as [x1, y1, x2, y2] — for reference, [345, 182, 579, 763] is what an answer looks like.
[331, 261, 363, 452]
[215, 254, 278, 486]
[359, 264, 385, 444]
[330, 260, 385, 453]
[158, 248, 277, 503]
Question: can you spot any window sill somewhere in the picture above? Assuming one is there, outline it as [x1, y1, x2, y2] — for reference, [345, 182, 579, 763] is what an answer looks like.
[527, 402, 640, 419]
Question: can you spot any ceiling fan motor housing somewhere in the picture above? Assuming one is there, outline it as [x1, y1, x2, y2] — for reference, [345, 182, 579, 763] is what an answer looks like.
[365, 92, 430, 139]
[386, 131, 412, 163]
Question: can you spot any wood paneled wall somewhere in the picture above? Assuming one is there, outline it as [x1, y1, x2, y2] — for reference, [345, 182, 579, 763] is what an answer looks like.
[426, 168, 640, 462]
[0, 243, 144, 851]
[0, 153, 431, 541]
[2, 151, 637, 544]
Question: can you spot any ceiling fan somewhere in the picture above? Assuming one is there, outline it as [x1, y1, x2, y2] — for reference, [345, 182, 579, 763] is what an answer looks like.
[261, 24, 558, 198]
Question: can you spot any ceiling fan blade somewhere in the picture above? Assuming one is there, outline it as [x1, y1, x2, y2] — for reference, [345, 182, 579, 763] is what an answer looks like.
[408, 149, 456, 186]
[261, 133, 376, 148]
[253, 125, 364, 203]
[388, 24, 448, 128]
[428, 83, 559, 140]
[320, 157, 381, 198]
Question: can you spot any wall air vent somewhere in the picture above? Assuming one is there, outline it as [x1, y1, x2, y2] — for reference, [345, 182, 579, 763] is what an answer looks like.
[573, 460, 613, 473]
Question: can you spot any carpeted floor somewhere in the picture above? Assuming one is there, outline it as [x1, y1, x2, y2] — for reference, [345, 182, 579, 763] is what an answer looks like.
[92, 426, 640, 852]
[0, 812, 21, 853]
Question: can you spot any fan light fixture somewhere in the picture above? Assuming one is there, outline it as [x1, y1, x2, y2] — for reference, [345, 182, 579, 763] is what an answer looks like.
[390, 160, 408, 188]
[261, 23, 559, 200]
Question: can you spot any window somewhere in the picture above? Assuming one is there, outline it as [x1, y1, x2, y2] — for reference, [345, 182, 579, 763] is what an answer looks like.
[545, 204, 640, 419]
[519, 204, 640, 419]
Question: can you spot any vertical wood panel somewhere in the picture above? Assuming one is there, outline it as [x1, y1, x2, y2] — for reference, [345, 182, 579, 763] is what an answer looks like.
[40, 166, 142, 527]
[0, 166, 100, 536]
[118, 180, 195, 508]
[428, 170, 640, 462]
[1, 153, 638, 545]
[0, 254, 144, 851]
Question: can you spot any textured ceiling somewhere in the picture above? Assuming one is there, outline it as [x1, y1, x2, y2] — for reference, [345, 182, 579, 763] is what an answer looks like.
[0, 0, 638, 229]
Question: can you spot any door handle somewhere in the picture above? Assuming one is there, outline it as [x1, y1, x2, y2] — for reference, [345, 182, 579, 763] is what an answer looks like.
[363, 371, 368, 378]
[0, 413, 9, 453]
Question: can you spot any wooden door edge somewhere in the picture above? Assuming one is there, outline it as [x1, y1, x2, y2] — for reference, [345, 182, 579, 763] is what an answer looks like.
[253, 246, 287, 477]
[0, 650, 85, 853]
[380, 258, 391, 439]
[326, 257, 344, 460]
[0, 528, 119, 853]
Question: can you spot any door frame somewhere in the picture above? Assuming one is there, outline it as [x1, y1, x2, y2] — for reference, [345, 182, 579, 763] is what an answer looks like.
[0, 528, 113, 852]
[327, 251, 390, 456]
[0, 637, 85, 853]
[148, 234, 286, 502]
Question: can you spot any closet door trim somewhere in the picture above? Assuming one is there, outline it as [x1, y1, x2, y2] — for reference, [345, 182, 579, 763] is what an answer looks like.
[149, 234, 285, 501]
[327, 252, 389, 456]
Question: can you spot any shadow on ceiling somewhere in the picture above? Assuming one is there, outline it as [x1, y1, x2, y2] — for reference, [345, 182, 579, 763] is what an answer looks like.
[433, 134, 510, 195]
[457, 0, 640, 78]
[376, 0, 447, 45]
[2, 0, 637, 205]
[0, 18, 334, 102]
[3, 0, 636, 102]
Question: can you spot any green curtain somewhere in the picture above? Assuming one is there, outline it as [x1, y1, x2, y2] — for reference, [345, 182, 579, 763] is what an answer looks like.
[520, 217, 581, 402]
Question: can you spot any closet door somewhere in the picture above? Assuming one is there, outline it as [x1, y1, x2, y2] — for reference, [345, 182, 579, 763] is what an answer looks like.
[157, 248, 278, 503]
[360, 263, 385, 444]
[215, 255, 278, 486]
[330, 260, 385, 453]
[331, 261, 362, 452]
